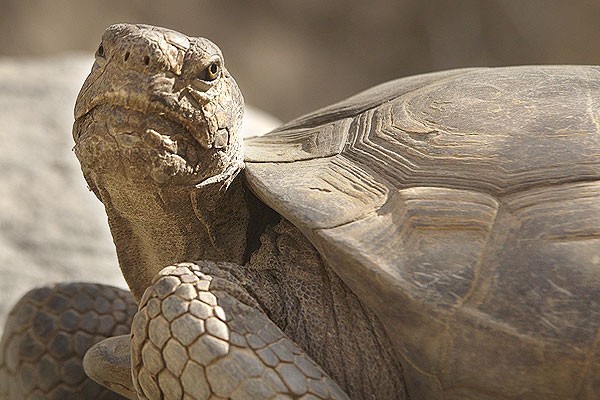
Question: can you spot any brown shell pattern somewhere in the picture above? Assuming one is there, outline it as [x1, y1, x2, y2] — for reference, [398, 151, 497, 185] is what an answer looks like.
[245, 66, 600, 398]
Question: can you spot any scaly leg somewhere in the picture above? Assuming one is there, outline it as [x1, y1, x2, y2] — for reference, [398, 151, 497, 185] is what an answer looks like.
[0, 282, 137, 400]
[87, 262, 351, 400]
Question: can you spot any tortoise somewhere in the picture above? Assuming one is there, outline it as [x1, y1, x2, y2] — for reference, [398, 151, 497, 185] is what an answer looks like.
[1, 23, 600, 400]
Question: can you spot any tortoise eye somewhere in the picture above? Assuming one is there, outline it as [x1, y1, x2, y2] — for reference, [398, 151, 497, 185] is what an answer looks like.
[97, 44, 105, 58]
[206, 63, 220, 81]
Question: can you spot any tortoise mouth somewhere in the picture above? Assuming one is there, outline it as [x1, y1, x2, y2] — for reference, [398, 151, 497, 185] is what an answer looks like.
[74, 87, 211, 147]
[73, 103, 209, 186]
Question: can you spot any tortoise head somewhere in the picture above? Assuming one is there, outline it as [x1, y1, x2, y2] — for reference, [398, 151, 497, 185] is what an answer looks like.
[73, 23, 244, 193]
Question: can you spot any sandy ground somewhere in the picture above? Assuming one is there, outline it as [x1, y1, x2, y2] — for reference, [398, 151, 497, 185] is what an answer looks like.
[0, 56, 279, 335]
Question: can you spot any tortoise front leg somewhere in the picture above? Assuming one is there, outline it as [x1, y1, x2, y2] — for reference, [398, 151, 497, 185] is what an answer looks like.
[89, 261, 351, 400]
[0, 282, 137, 400]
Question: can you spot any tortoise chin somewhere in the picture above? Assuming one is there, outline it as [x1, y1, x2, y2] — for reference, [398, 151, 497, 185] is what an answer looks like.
[73, 104, 209, 187]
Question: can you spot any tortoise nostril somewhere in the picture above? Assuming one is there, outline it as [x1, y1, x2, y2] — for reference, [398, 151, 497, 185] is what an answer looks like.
[124, 52, 130, 62]
[143, 55, 150, 66]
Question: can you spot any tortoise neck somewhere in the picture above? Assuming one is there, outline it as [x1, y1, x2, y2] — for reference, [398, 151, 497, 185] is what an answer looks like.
[100, 174, 250, 302]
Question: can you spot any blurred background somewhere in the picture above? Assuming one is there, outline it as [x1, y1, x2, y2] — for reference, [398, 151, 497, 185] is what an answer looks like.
[2, 0, 600, 121]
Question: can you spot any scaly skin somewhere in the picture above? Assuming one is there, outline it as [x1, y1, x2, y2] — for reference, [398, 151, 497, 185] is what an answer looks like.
[0, 283, 137, 399]
[130, 262, 350, 399]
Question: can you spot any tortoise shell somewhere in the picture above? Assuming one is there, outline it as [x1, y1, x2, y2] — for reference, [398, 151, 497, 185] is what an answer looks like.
[244, 66, 600, 399]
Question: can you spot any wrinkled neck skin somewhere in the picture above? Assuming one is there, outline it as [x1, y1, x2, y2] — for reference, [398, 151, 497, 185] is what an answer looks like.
[97, 172, 250, 302]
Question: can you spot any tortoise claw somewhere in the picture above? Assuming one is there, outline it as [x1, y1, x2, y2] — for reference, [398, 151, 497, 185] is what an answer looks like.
[84, 334, 137, 400]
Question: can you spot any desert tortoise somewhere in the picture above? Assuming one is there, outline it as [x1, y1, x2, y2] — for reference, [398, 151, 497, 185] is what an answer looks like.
[2, 23, 600, 400]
